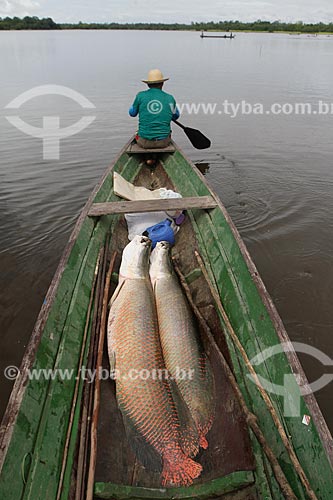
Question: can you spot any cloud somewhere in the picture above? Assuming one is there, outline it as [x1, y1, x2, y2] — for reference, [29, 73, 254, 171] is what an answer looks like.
[82, 0, 333, 24]
[0, 0, 40, 17]
[1, 0, 333, 23]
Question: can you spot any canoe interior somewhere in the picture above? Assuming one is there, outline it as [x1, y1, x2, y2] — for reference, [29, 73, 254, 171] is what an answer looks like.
[0, 142, 332, 500]
[92, 153, 333, 500]
[94, 164, 255, 494]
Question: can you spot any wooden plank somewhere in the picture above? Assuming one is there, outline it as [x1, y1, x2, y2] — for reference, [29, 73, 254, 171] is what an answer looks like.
[94, 471, 255, 499]
[88, 196, 217, 216]
[126, 143, 175, 153]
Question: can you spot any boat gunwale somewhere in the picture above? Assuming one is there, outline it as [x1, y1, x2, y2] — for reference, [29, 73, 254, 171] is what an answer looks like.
[0, 139, 133, 474]
[93, 470, 255, 499]
[172, 143, 333, 468]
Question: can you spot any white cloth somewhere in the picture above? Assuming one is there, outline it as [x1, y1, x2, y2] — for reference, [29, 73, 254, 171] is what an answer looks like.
[113, 173, 182, 239]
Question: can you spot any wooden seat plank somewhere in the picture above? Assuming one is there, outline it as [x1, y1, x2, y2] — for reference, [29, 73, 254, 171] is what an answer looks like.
[88, 196, 217, 216]
[126, 143, 176, 154]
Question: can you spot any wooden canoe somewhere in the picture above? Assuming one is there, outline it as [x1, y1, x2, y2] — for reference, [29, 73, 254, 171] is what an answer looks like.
[200, 32, 235, 39]
[0, 139, 332, 499]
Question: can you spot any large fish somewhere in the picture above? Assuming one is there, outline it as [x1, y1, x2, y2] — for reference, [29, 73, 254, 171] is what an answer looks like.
[150, 241, 215, 449]
[107, 236, 202, 487]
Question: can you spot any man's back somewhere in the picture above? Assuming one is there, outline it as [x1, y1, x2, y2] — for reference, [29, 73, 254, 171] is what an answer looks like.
[130, 88, 178, 140]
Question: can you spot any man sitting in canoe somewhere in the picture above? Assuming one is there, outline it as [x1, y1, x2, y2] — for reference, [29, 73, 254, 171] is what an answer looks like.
[129, 69, 180, 149]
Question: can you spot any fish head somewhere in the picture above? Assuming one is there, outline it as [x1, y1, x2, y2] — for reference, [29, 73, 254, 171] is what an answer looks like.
[119, 235, 152, 279]
[149, 241, 173, 283]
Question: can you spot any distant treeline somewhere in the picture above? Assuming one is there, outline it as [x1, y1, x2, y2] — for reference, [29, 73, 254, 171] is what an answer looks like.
[0, 16, 59, 30]
[1, 16, 333, 33]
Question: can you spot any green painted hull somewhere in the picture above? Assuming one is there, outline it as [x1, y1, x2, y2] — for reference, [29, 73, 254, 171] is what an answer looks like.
[0, 140, 332, 499]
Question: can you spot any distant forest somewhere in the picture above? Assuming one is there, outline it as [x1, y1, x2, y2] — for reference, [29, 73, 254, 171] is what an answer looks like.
[1, 16, 333, 33]
[0, 16, 59, 30]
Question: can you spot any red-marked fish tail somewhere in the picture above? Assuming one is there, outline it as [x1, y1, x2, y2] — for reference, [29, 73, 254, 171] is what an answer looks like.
[161, 450, 203, 487]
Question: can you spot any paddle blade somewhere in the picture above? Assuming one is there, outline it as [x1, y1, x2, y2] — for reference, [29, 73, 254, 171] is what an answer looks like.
[183, 127, 211, 150]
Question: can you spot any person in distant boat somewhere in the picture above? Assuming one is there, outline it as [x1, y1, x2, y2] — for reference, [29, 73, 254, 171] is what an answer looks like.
[129, 69, 180, 149]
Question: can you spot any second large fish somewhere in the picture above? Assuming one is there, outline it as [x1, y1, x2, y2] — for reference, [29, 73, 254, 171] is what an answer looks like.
[150, 241, 216, 449]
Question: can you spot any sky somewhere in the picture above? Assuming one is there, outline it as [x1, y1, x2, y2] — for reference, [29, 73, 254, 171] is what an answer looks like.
[0, 0, 333, 24]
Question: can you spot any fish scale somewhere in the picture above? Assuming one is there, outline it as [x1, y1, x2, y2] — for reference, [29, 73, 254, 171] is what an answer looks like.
[107, 236, 202, 487]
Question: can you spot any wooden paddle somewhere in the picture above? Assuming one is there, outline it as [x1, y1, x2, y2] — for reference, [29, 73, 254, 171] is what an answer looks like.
[173, 120, 211, 149]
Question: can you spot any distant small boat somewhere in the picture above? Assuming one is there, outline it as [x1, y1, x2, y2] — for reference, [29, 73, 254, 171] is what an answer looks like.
[200, 31, 235, 39]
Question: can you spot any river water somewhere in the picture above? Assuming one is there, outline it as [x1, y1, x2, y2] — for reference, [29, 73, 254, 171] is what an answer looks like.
[0, 30, 332, 432]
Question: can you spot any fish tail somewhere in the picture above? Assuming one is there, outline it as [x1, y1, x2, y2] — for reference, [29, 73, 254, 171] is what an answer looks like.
[161, 453, 202, 487]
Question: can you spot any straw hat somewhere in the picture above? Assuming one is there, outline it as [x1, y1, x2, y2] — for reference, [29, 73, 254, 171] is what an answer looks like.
[142, 69, 169, 84]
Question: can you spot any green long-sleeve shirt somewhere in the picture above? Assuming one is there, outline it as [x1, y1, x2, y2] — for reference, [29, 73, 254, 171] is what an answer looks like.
[129, 88, 179, 140]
